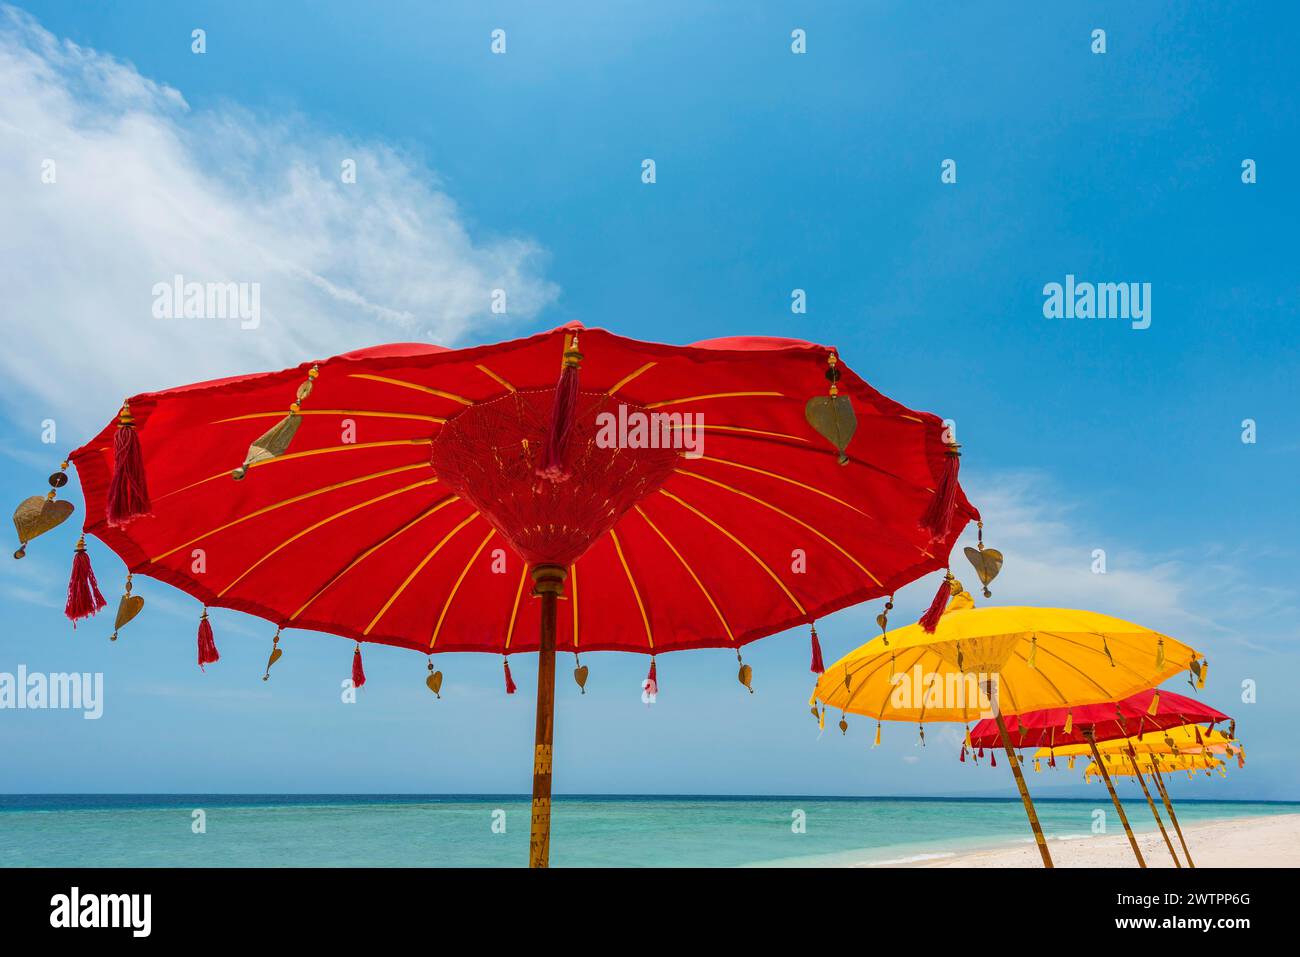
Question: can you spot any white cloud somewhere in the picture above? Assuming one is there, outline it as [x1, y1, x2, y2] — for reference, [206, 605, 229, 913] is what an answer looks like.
[958, 469, 1295, 654]
[0, 6, 559, 432]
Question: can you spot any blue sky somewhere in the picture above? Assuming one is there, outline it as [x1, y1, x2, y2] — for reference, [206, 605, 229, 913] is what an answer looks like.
[1, 2, 1296, 799]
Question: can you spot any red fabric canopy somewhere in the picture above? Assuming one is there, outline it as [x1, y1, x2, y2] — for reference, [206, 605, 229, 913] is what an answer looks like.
[968, 688, 1230, 752]
[69, 324, 976, 658]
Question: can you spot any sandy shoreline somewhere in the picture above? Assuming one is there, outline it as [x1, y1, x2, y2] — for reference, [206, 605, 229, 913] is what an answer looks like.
[901, 813, 1300, 868]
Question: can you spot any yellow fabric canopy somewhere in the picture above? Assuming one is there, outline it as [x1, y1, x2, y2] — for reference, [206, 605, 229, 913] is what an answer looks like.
[1086, 752, 1226, 779]
[813, 589, 1205, 725]
[1035, 723, 1240, 761]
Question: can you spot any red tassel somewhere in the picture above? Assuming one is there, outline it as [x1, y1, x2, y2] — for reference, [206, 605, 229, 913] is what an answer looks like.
[106, 407, 151, 527]
[350, 644, 366, 688]
[918, 574, 952, 633]
[504, 658, 517, 694]
[536, 336, 582, 483]
[809, 623, 825, 674]
[918, 446, 960, 541]
[64, 538, 107, 625]
[990, 750, 997, 768]
[197, 611, 219, 670]
[959, 747, 966, 763]
[645, 659, 659, 695]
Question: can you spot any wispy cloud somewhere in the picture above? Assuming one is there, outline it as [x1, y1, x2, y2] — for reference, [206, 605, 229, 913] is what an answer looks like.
[0, 6, 559, 433]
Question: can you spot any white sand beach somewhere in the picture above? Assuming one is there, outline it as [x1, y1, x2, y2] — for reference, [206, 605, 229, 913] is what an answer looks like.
[907, 813, 1300, 868]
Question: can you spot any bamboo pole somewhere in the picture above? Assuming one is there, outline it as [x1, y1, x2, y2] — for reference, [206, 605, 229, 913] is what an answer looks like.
[993, 709, 1053, 868]
[528, 564, 566, 868]
[1151, 764, 1195, 868]
[1085, 731, 1145, 867]
[1127, 747, 1181, 867]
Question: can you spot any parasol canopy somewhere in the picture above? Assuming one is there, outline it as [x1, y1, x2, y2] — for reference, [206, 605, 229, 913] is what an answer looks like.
[58, 324, 976, 659]
[1035, 723, 1241, 762]
[1086, 753, 1226, 779]
[814, 594, 1206, 726]
[968, 688, 1228, 753]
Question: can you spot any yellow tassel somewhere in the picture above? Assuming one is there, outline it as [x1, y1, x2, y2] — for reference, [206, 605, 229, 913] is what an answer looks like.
[1068, 756, 1076, 770]
[873, 722, 881, 747]
[964, 726, 972, 749]
[888, 653, 896, 681]
[1155, 638, 1165, 669]
[1198, 659, 1207, 689]
[1148, 691, 1160, 716]
[1027, 634, 1037, 669]
[1033, 759, 1041, 773]
[1064, 711, 1073, 734]
[818, 707, 825, 732]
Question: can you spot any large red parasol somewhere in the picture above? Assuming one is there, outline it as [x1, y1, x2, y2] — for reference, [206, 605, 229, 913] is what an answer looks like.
[20, 323, 979, 866]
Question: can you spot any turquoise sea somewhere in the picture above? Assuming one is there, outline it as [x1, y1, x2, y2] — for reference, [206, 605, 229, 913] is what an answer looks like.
[2, 795, 1295, 867]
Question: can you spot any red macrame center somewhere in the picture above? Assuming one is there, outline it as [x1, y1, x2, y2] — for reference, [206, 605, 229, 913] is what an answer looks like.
[430, 390, 679, 566]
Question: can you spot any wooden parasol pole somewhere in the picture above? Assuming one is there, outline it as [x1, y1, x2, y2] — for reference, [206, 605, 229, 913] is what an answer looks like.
[1150, 764, 1195, 868]
[1126, 747, 1181, 867]
[1085, 730, 1145, 867]
[528, 564, 567, 868]
[992, 707, 1053, 868]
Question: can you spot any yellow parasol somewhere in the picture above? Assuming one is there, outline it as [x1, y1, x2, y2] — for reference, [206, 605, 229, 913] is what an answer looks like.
[812, 583, 1206, 868]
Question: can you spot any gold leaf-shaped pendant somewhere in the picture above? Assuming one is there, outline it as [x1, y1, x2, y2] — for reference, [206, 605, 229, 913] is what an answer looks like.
[426, 670, 443, 698]
[573, 664, 589, 693]
[13, 496, 74, 557]
[266, 646, 283, 671]
[232, 414, 302, 480]
[737, 662, 753, 693]
[805, 395, 857, 465]
[110, 594, 145, 640]
[963, 546, 1004, 597]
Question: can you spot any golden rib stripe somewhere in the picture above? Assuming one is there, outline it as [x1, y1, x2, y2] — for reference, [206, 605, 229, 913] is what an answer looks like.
[430, 529, 496, 647]
[672, 468, 882, 587]
[215, 409, 445, 425]
[633, 504, 734, 642]
[674, 424, 808, 443]
[154, 439, 434, 502]
[606, 362, 656, 396]
[290, 495, 461, 620]
[691, 455, 873, 519]
[364, 512, 479, 635]
[475, 364, 516, 392]
[503, 564, 529, 650]
[645, 391, 782, 410]
[609, 529, 654, 650]
[150, 463, 431, 562]
[217, 479, 436, 598]
[347, 373, 472, 405]
[657, 488, 806, 614]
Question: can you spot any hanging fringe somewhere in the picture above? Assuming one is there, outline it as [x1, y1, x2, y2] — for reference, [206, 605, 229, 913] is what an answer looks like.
[64, 536, 107, 624]
[918, 443, 960, 541]
[918, 572, 954, 633]
[503, 657, 517, 694]
[197, 609, 219, 670]
[106, 403, 151, 527]
[536, 334, 582, 483]
[809, 622, 824, 674]
[352, 643, 366, 689]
